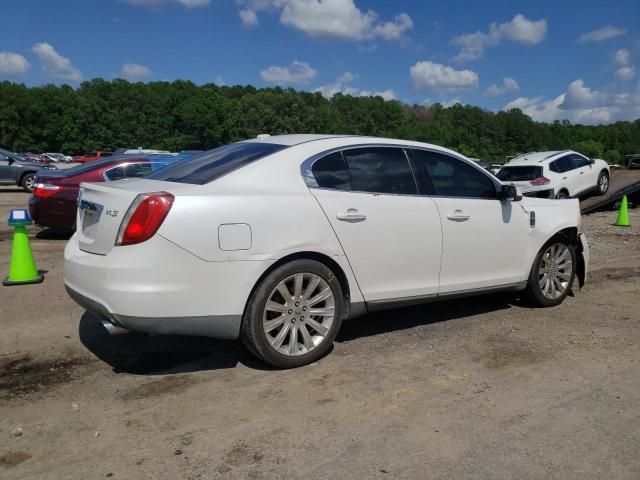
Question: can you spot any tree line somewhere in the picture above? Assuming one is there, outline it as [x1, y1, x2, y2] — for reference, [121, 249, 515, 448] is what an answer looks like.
[1, 79, 638, 164]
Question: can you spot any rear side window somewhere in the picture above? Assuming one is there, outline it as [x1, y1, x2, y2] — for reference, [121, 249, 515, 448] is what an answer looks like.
[100, 152, 113, 158]
[146, 142, 287, 185]
[312, 151, 350, 191]
[412, 149, 497, 199]
[550, 156, 573, 173]
[497, 166, 543, 181]
[104, 165, 126, 181]
[343, 147, 417, 195]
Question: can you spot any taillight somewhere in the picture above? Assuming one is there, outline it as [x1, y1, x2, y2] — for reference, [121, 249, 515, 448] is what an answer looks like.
[116, 192, 174, 246]
[530, 176, 551, 186]
[33, 183, 61, 198]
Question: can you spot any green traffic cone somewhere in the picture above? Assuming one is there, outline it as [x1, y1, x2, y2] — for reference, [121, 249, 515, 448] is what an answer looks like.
[3, 210, 44, 286]
[615, 195, 630, 227]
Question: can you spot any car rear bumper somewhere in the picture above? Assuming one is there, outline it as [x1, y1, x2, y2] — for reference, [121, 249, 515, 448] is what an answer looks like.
[29, 195, 77, 230]
[64, 233, 273, 339]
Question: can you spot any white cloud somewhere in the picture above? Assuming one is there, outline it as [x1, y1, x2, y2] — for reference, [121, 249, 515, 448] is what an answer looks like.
[485, 76, 519, 97]
[371, 13, 413, 40]
[239, 8, 259, 27]
[313, 71, 358, 98]
[31, 42, 82, 82]
[453, 14, 547, 61]
[359, 89, 396, 101]
[122, 0, 210, 8]
[214, 75, 226, 86]
[410, 61, 478, 92]
[503, 79, 640, 124]
[562, 79, 608, 109]
[237, 0, 413, 41]
[615, 66, 636, 81]
[313, 72, 395, 100]
[120, 63, 152, 81]
[261, 60, 317, 85]
[0, 52, 30, 75]
[578, 25, 626, 43]
[615, 49, 630, 65]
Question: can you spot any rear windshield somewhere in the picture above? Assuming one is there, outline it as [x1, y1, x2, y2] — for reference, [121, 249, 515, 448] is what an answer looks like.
[146, 142, 287, 185]
[497, 166, 542, 181]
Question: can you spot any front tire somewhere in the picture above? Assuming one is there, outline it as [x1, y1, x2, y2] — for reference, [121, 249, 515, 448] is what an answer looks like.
[241, 259, 344, 368]
[524, 236, 576, 307]
[597, 171, 609, 195]
[21, 173, 36, 193]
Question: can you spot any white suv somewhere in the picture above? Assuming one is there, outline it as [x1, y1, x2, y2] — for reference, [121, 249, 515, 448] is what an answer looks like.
[498, 150, 610, 199]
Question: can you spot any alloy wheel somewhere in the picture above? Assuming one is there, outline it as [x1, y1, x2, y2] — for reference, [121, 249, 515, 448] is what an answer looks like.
[25, 175, 35, 191]
[599, 174, 608, 193]
[538, 243, 573, 299]
[262, 273, 335, 356]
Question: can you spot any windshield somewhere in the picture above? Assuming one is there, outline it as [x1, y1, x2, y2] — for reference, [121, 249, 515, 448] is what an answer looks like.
[497, 166, 542, 181]
[146, 142, 287, 185]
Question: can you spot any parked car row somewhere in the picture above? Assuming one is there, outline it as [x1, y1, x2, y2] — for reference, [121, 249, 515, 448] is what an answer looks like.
[0, 147, 58, 192]
[61, 135, 589, 368]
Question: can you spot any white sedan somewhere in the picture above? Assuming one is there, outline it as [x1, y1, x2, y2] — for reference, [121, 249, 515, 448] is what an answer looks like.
[65, 135, 589, 368]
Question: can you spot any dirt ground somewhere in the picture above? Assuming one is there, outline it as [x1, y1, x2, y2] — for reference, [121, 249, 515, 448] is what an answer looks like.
[1, 186, 639, 480]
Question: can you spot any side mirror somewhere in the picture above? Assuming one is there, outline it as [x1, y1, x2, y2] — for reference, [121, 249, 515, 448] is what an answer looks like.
[500, 184, 522, 202]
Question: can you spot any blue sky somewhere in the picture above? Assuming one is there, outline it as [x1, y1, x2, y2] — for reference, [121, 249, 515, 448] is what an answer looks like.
[1, 0, 639, 124]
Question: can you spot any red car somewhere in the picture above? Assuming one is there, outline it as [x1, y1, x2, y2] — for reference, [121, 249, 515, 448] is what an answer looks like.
[29, 156, 169, 231]
[73, 151, 114, 163]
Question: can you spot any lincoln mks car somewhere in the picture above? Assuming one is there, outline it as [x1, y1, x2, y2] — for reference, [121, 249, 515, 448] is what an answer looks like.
[64, 135, 589, 368]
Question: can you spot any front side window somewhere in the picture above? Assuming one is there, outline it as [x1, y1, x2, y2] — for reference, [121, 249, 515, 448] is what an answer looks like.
[342, 147, 417, 195]
[569, 154, 590, 169]
[126, 162, 154, 178]
[146, 142, 287, 185]
[412, 149, 497, 199]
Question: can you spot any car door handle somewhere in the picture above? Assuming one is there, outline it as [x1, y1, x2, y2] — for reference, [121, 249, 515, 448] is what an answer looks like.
[580, 171, 584, 175]
[562, 176, 568, 180]
[336, 209, 366, 223]
[446, 210, 470, 221]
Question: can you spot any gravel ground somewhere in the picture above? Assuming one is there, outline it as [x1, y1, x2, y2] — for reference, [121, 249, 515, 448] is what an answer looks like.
[0, 186, 639, 480]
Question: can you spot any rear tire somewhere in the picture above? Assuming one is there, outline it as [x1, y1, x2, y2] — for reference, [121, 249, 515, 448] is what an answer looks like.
[241, 259, 344, 368]
[555, 190, 569, 200]
[21, 173, 36, 193]
[597, 171, 609, 195]
[524, 235, 576, 307]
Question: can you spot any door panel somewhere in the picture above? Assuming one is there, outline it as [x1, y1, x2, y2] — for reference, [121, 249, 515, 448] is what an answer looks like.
[410, 148, 531, 292]
[311, 189, 443, 301]
[433, 198, 531, 292]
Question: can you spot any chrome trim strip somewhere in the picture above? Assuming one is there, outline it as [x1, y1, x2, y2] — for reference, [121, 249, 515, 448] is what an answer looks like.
[365, 281, 527, 312]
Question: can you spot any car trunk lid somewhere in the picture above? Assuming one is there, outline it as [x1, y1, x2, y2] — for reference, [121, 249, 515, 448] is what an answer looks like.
[76, 179, 182, 255]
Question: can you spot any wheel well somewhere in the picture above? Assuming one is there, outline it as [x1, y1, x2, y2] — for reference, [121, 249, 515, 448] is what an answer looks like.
[557, 188, 569, 195]
[599, 169, 609, 177]
[552, 227, 585, 288]
[245, 251, 352, 318]
[19, 171, 36, 184]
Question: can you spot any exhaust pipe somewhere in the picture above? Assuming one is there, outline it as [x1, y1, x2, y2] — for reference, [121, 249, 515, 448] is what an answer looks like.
[100, 319, 129, 335]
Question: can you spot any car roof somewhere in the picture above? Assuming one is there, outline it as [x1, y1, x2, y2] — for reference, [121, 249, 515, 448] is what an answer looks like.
[241, 134, 356, 146]
[241, 134, 466, 156]
[505, 151, 571, 166]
